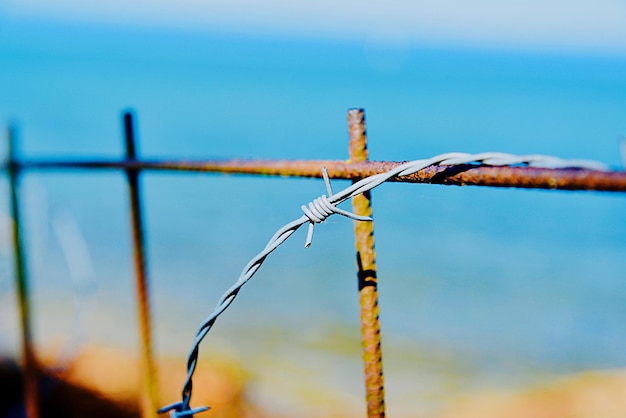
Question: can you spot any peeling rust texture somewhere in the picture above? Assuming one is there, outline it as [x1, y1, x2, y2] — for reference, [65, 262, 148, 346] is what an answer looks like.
[349, 109, 386, 418]
[384, 163, 626, 191]
[18, 159, 626, 192]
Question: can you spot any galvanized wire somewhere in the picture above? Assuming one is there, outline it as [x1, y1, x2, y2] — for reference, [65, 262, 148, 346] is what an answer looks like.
[158, 151, 609, 417]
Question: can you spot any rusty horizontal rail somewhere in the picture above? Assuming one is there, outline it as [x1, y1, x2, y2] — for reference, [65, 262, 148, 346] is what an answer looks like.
[7, 158, 626, 192]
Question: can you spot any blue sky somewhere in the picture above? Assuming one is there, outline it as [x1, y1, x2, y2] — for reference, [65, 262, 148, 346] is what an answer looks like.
[3, 0, 626, 54]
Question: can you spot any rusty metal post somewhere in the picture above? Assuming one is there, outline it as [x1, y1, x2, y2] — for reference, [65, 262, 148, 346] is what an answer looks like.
[348, 109, 386, 417]
[123, 111, 159, 417]
[7, 124, 40, 418]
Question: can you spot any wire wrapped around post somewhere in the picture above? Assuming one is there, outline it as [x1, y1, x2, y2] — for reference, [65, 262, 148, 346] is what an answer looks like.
[158, 150, 616, 417]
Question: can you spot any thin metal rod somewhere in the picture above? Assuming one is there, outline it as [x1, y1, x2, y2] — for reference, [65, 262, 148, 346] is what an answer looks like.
[7, 124, 40, 418]
[123, 111, 159, 417]
[348, 109, 386, 417]
[14, 158, 626, 192]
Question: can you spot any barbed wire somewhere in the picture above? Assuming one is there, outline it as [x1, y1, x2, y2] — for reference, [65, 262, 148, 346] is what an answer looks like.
[158, 151, 609, 417]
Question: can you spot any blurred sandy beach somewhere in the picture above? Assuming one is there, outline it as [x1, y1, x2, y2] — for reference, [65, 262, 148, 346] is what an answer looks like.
[4, 342, 626, 417]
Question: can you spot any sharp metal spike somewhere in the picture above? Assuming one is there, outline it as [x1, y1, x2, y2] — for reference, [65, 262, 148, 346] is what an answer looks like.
[321, 166, 333, 196]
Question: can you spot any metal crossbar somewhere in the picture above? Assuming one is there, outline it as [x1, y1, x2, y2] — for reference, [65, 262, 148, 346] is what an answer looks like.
[13, 158, 626, 191]
[4, 108, 626, 418]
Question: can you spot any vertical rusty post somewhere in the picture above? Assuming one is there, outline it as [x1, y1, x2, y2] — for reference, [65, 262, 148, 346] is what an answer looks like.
[7, 124, 40, 418]
[123, 111, 159, 417]
[348, 109, 386, 417]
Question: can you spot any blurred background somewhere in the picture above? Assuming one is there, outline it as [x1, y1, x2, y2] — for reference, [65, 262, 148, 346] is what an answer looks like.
[1, 1, 626, 417]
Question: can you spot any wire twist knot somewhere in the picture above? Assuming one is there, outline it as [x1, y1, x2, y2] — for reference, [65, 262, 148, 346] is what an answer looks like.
[301, 194, 372, 247]
[301, 195, 339, 223]
[301, 167, 372, 247]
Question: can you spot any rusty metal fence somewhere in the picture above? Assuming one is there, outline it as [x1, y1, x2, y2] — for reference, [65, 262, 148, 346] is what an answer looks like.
[4, 108, 626, 418]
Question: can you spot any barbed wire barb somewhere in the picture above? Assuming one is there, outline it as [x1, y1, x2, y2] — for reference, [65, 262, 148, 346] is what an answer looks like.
[161, 151, 609, 417]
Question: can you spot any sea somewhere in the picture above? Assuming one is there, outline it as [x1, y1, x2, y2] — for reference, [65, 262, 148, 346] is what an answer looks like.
[0, 18, 625, 416]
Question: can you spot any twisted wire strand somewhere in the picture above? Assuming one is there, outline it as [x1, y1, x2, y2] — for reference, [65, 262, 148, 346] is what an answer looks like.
[158, 151, 608, 417]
